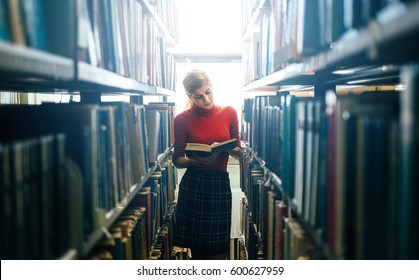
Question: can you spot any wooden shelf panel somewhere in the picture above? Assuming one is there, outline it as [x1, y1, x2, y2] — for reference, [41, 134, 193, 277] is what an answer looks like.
[0, 42, 74, 81]
[77, 62, 156, 94]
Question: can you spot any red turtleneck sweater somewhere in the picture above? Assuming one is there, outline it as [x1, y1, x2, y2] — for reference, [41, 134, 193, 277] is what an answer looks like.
[173, 104, 240, 172]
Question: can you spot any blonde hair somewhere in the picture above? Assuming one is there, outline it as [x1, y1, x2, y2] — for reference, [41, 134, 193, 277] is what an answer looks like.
[183, 70, 212, 108]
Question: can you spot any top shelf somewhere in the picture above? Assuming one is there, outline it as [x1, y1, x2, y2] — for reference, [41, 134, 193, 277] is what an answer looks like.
[0, 45, 174, 95]
[0, 0, 176, 96]
[243, 1, 419, 91]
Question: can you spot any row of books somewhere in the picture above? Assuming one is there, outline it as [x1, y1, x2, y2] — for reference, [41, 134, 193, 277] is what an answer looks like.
[240, 64, 419, 259]
[145, 102, 175, 164]
[87, 168, 176, 260]
[0, 0, 49, 51]
[242, 0, 416, 84]
[147, 0, 178, 43]
[241, 0, 266, 35]
[79, 0, 176, 89]
[0, 134, 69, 259]
[0, 0, 80, 58]
[238, 162, 318, 260]
[240, 166, 264, 260]
[0, 91, 20, 104]
[87, 205, 148, 260]
[149, 203, 176, 260]
[0, 101, 175, 259]
[0, 0, 177, 90]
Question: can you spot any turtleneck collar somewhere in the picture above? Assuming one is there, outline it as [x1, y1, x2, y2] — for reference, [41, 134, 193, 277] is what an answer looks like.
[192, 104, 217, 116]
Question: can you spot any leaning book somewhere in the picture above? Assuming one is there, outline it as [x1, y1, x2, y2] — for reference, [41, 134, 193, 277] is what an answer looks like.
[185, 138, 237, 157]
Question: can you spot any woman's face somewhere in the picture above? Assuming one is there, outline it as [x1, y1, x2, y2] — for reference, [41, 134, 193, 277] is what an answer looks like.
[189, 84, 214, 110]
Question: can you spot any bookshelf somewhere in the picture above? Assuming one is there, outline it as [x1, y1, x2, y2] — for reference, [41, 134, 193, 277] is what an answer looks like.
[240, 0, 419, 260]
[0, 0, 178, 260]
[243, 0, 419, 90]
[81, 147, 174, 258]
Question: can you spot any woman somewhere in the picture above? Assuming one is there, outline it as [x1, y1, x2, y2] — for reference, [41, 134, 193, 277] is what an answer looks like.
[172, 69, 241, 260]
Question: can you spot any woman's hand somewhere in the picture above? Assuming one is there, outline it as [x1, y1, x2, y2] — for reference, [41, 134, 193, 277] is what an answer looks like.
[228, 147, 241, 160]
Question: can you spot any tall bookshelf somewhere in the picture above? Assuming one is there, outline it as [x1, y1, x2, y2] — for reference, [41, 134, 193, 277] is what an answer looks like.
[0, 0, 178, 260]
[240, 0, 419, 260]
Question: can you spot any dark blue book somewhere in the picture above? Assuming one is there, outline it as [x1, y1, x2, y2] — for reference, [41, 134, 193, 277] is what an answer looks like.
[398, 64, 419, 260]
[0, 0, 11, 41]
[20, 0, 48, 50]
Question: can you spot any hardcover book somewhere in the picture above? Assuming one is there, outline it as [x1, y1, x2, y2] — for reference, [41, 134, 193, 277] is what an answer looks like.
[185, 138, 237, 157]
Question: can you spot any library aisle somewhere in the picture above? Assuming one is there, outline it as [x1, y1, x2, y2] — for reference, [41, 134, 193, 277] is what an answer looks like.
[1, 0, 419, 270]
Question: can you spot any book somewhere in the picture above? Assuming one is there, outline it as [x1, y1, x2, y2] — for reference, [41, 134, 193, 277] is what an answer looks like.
[185, 138, 237, 157]
[20, 0, 48, 50]
[398, 63, 419, 260]
[43, 0, 75, 58]
[77, 0, 98, 65]
[144, 107, 161, 165]
[7, 0, 26, 45]
[0, 0, 11, 41]
[297, 0, 322, 57]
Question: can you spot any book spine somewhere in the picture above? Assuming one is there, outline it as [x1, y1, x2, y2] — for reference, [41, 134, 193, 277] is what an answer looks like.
[398, 63, 419, 259]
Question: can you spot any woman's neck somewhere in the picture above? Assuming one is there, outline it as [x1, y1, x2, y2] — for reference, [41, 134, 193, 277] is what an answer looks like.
[192, 104, 216, 116]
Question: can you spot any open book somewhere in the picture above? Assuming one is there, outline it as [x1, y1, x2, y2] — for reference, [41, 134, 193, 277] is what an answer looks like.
[185, 138, 237, 157]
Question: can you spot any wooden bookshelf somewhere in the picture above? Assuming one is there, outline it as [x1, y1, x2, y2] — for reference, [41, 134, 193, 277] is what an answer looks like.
[249, 149, 338, 259]
[240, 0, 419, 260]
[81, 146, 173, 257]
[0, 0, 178, 260]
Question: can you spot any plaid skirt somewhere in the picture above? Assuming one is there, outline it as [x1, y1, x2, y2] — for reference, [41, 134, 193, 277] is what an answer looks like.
[174, 168, 232, 257]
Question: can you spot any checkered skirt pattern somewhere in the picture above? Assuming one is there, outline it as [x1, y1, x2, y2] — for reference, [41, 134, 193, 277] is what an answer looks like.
[174, 168, 232, 257]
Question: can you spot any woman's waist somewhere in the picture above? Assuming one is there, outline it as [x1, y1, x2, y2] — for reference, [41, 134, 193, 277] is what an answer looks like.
[186, 167, 229, 177]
